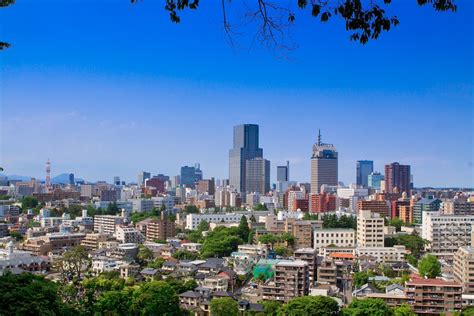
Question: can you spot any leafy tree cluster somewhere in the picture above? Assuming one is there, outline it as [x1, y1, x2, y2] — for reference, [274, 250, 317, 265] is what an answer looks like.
[130, 206, 164, 224]
[0, 194, 10, 200]
[302, 213, 319, 220]
[418, 254, 441, 278]
[21, 196, 39, 209]
[387, 217, 405, 232]
[321, 214, 357, 230]
[200, 226, 243, 258]
[183, 205, 200, 214]
[9, 231, 24, 242]
[254, 203, 268, 211]
[185, 220, 209, 242]
[172, 249, 199, 260]
[384, 232, 428, 257]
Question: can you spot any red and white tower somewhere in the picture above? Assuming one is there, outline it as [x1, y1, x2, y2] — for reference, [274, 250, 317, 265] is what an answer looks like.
[45, 159, 51, 192]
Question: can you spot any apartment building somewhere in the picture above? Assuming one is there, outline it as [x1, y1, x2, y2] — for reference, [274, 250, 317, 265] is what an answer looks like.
[285, 219, 313, 249]
[357, 210, 384, 247]
[145, 218, 176, 242]
[80, 232, 108, 251]
[294, 248, 317, 287]
[454, 247, 474, 294]
[422, 212, 474, 259]
[313, 228, 355, 248]
[357, 200, 390, 218]
[94, 215, 125, 235]
[261, 260, 309, 302]
[115, 225, 143, 244]
[356, 245, 407, 263]
[441, 198, 474, 215]
[406, 278, 462, 315]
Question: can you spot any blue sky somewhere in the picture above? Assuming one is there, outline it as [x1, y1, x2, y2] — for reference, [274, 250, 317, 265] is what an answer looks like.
[1, 0, 473, 187]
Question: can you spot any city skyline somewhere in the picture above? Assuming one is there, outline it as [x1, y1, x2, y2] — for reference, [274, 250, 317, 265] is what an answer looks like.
[1, 1, 473, 187]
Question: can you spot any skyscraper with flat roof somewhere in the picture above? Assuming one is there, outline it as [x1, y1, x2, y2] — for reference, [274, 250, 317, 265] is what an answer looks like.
[229, 124, 263, 193]
[310, 130, 338, 194]
[385, 162, 411, 195]
[356, 160, 373, 187]
[277, 161, 290, 182]
[245, 158, 270, 194]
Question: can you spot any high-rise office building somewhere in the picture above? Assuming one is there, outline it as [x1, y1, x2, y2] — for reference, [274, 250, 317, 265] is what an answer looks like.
[277, 161, 290, 182]
[137, 171, 151, 186]
[180, 164, 203, 188]
[310, 130, 338, 194]
[245, 158, 270, 195]
[229, 124, 263, 193]
[384, 162, 411, 195]
[356, 160, 373, 187]
[368, 172, 384, 190]
[113, 176, 121, 186]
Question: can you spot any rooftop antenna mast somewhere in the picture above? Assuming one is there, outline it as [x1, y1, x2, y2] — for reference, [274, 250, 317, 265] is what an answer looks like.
[317, 129, 322, 146]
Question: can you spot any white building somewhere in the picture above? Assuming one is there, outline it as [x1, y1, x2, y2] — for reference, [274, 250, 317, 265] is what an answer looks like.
[356, 245, 407, 263]
[336, 186, 369, 212]
[115, 225, 143, 244]
[94, 215, 125, 235]
[422, 211, 474, 258]
[185, 213, 244, 230]
[357, 210, 384, 248]
[314, 228, 355, 248]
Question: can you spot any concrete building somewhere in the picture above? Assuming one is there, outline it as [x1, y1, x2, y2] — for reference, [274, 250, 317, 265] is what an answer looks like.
[181, 164, 203, 189]
[261, 260, 309, 302]
[245, 158, 270, 195]
[80, 232, 108, 251]
[405, 278, 462, 315]
[310, 130, 338, 194]
[309, 193, 336, 213]
[132, 199, 155, 213]
[357, 200, 390, 218]
[285, 219, 313, 249]
[441, 197, 474, 215]
[277, 161, 290, 182]
[413, 197, 441, 224]
[186, 213, 243, 230]
[357, 210, 384, 248]
[294, 248, 317, 287]
[454, 247, 474, 294]
[356, 246, 407, 263]
[229, 124, 263, 194]
[368, 172, 384, 190]
[356, 160, 373, 187]
[93, 215, 125, 235]
[384, 162, 411, 195]
[144, 218, 176, 242]
[197, 179, 215, 195]
[115, 225, 142, 244]
[314, 228, 355, 248]
[422, 212, 474, 259]
[337, 187, 369, 212]
[137, 171, 151, 186]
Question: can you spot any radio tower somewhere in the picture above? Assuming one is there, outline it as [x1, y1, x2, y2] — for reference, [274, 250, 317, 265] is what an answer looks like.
[45, 159, 51, 192]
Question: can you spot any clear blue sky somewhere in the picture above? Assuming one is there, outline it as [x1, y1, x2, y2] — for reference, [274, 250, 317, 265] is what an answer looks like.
[1, 0, 473, 187]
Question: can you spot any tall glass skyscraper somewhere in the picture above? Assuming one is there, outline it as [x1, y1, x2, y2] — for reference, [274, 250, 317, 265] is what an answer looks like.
[310, 130, 338, 194]
[229, 124, 263, 193]
[277, 161, 290, 182]
[356, 160, 374, 187]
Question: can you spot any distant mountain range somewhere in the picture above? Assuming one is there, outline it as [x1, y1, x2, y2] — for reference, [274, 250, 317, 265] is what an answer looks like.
[0, 173, 84, 184]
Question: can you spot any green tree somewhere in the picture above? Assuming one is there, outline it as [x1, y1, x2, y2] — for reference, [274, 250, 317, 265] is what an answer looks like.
[342, 298, 393, 316]
[9, 231, 23, 241]
[172, 249, 199, 260]
[201, 227, 243, 258]
[197, 219, 210, 231]
[238, 215, 251, 240]
[21, 196, 39, 209]
[210, 297, 238, 316]
[390, 233, 428, 257]
[94, 289, 132, 315]
[0, 272, 73, 315]
[254, 203, 268, 211]
[353, 271, 371, 289]
[105, 202, 120, 215]
[60, 245, 90, 282]
[166, 277, 198, 294]
[262, 300, 283, 316]
[248, 230, 255, 244]
[274, 246, 290, 257]
[148, 257, 166, 269]
[393, 304, 416, 316]
[388, 217, 405, 232]
[130, 281, 180, 315]
[280, 232, 295, 247]
[278, 295, 339, 316]
[137, 245, 154, 263]
[418, 254, 441, 278]
[258, 233, 279, 250]
[184, 205, 200, 214]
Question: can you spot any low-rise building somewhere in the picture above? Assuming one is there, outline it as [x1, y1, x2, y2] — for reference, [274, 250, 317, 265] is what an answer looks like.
[261, 260, 309, 302]
[313, 228, 355, 249]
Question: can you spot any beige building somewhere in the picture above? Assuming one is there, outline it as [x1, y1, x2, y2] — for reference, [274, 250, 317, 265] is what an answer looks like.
[115, 225, 142, 244]
[294, 248, 317, 287]
[357, 210, 384, 247]
[145, 218, 176, 242]
[93, 215, 124, 235]
[454, 246, 474, 294]
[356, 245, 407, 263]
[285, 219, 313, 249]
[80, 232, 108, 251]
